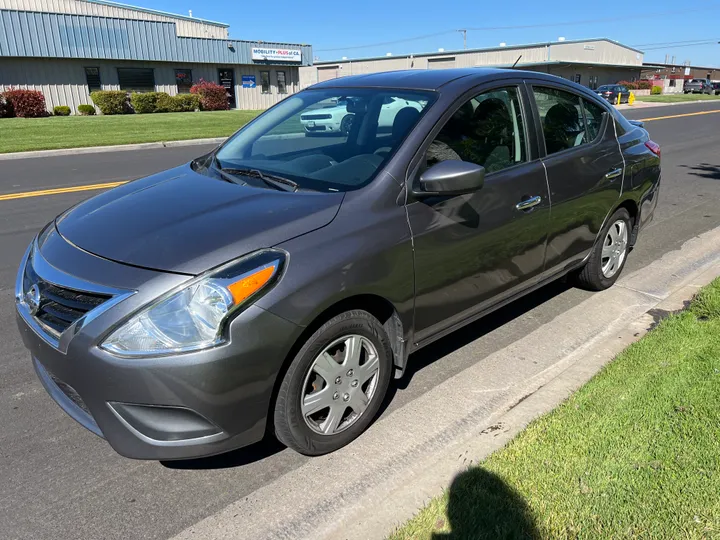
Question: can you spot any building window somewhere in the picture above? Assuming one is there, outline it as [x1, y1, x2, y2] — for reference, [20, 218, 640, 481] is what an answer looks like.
[117, 68, 155, 92]
[588, 75, 599, 90]
[85, 67, 101, 93]
[175, 69, 193, 93]
[260, 71, 271, 94]
[671, 66, 676, 73]
[670, 79, 676, 87]
[277, 71, 287, 94]
[574, 74, 582, 84]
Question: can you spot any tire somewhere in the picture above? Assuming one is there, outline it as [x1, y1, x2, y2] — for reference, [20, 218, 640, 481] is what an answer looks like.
[273, 310, 393, 456]
[340, 114, 354, 136]
[572, 208, 632, 291]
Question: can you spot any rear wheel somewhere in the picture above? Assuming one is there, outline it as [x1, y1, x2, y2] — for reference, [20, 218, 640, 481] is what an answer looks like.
[572, 208, 632, 291]
[273, 310, 392, 455]
[340, 114, 354, 136]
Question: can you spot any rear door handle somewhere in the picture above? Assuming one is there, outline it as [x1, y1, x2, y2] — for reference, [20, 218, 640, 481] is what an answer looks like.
[515, 195, 542, 212]
[605, 168, 623, 180]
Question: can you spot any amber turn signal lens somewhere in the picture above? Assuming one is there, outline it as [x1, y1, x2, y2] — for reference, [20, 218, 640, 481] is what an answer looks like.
[227, 266, 275, 304]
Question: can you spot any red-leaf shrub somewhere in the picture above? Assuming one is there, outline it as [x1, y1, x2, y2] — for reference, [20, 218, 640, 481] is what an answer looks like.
[190, 79, 229, 111]
[636, 80, 653, 90]
[3, 88, 47, 117]
[617, 80, 639, 90]
[0, 94, 7, 118]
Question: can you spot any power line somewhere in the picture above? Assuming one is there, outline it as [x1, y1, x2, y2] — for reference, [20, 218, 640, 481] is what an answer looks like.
[314, 5, 720, 53]
[633, 37, 720, 47]
[642, 41, 720, 51]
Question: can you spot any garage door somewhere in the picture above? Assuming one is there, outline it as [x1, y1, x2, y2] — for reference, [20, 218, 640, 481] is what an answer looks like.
[317, 66, 339, 82]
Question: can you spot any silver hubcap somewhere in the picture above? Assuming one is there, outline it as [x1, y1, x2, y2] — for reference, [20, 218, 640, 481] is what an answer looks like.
[301, 335, 380, 435]
[601, 219, 628, 278]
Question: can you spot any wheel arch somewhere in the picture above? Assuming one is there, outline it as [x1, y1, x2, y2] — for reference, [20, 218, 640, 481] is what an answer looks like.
[265, 294, 406, 434]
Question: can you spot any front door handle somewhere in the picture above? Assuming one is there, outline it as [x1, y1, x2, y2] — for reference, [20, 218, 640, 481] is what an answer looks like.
[515, 195, 542, 212]
[605, 168, 623, 180]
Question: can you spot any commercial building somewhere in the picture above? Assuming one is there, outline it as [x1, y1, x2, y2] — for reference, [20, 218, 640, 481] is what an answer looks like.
[0, 0, 312, 111]
[641, 62, 720, 83]
[300, 38, 645, 90]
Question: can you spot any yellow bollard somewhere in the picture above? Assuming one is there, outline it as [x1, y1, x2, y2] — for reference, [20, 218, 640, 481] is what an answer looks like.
[629, 91, 635, 105]
[616, 93, 621, 105]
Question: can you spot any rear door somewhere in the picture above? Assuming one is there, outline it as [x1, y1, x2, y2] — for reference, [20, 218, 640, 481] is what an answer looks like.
[529, 83, 623, 274]
[406, 82, 550, 345]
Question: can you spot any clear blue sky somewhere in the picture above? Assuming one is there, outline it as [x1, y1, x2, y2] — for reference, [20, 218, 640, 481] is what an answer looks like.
[138, 0, 720, 67]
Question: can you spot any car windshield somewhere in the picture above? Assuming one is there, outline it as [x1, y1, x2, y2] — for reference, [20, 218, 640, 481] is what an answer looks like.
[212, 88, 436, 192]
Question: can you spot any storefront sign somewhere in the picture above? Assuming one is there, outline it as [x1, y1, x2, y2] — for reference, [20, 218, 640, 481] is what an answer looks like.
[242, 75, 256, 88]
[251, 47, 302, 62]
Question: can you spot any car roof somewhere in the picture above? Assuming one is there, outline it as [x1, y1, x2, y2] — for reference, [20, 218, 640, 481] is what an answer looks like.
[309, 68, 532, 91]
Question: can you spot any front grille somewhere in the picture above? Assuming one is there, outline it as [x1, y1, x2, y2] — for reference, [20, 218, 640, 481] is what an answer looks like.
[301, 113, 332, 120]
[24, 261, 111, 336]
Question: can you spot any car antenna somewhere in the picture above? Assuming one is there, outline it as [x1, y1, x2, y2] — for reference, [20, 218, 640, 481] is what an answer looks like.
[512, 55, 522, 68]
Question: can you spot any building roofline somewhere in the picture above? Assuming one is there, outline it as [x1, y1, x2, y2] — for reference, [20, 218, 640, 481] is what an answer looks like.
[83, 0, 229, 27]
[493, 60, 644, 70]
[314, 38, 644, 64]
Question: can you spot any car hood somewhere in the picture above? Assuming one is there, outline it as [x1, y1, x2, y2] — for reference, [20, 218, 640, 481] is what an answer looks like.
[55, 163, 344, 275]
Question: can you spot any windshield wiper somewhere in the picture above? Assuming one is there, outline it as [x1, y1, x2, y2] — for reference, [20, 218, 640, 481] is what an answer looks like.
[225, 168, 299, 192]
[215, 167, 248, 186]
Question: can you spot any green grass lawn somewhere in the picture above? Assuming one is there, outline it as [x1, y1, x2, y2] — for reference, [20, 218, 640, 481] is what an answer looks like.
[0, 110, 265, 154]
[635, 93, 720, 103]
[391, 279, 720, 539]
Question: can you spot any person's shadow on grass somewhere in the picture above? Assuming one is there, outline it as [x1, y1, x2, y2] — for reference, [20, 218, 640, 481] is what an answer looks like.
[432, 468, 540, 540]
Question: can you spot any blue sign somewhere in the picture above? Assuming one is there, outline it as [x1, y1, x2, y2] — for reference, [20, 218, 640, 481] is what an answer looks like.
[242, 75, 256, 88]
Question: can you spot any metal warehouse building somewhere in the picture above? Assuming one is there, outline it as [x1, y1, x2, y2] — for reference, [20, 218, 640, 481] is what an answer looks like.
[300, 38, 645, 90]
[0, 0, 312, 111]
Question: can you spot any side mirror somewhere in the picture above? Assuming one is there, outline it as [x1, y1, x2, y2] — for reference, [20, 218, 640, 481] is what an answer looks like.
[416, 160, 485, 197]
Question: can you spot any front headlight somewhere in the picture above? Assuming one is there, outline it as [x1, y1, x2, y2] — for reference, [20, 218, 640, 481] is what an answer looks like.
[101, 250, 286, 357]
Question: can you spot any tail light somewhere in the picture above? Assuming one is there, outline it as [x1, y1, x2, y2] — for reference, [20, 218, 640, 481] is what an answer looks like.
[603, 91, 611, 95]
[645, 140, 661, 157]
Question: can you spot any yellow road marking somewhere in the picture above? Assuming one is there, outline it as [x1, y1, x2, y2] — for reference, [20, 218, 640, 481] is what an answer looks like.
[640, 109, 720, 122]
[0, 181, 127, 201]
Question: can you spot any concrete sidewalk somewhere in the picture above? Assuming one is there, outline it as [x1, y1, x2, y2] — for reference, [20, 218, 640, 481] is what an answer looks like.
[172, 225, 720, 540]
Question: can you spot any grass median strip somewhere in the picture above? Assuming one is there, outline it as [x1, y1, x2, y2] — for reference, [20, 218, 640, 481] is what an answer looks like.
[0, 110, 263, 154]
[635, 94, 720, 103]
[391, 278, 720, 539]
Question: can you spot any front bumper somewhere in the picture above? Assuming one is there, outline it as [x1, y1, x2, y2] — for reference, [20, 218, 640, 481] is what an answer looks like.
[16, 228, 303, 460]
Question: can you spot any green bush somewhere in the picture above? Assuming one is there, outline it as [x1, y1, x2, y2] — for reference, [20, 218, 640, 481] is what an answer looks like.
[90, 91, 129, 115]
[651, 85, 663, 95]
[155, 93, 201, 113]
[77, 104, 96, 116]
[53, 105, 71, 116]
[130, 92, 166, 113]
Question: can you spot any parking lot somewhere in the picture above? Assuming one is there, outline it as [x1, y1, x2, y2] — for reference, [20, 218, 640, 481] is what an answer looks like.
[1, 101, 720, 539]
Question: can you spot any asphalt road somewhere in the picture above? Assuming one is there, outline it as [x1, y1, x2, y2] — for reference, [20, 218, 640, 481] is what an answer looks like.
[1, 102, 719, 539]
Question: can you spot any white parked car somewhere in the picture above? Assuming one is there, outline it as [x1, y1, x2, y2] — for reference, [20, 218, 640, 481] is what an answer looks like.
[300, 96, 424, 135]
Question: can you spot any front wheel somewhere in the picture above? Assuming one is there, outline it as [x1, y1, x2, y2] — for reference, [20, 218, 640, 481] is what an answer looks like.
[273, 310, 393, 455]
[572, 208, 632, 291]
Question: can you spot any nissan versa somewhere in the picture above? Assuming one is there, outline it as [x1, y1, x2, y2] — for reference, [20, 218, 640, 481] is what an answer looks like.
[15, 69, 661, 460]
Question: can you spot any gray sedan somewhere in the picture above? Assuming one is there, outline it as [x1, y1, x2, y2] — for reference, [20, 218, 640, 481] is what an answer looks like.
[15, 69, 661, 460]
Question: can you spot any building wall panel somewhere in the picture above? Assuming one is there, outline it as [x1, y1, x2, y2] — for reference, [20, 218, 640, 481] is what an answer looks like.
[0, 9, 313, 65]
[0, 56, 301, 111]
[0, 0, 229, 38]
[550, 41, 642, 66]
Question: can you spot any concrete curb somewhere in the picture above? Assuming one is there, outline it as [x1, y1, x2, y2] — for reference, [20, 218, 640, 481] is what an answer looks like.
[0, 137, 227, 161]
[171, 225, 720, 540]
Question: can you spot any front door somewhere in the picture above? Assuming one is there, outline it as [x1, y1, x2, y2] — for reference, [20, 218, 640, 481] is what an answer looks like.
[218, 68, 236, 109]
[528, 84, 623, 273]
[407, 85, 550, 345]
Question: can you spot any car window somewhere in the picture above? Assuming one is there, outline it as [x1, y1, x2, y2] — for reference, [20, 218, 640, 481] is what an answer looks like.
[582, 99, 606, 141]
[214, 88, 435, 192]
[424, 86, 526, 175]
[532, 86, 589, 155]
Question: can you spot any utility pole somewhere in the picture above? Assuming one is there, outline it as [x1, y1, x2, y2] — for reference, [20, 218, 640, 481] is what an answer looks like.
[458, 29, 467, 49]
